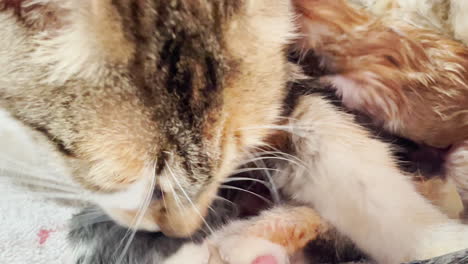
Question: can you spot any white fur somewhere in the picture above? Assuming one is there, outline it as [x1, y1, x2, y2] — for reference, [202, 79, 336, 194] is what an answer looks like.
[94, 176, 151, 210]
[163, 243, 210, 264]
[164, 226, 288, 264]
[273, 95, 468, 263]
[446, 141, 468, 218]
[450, 0, 468, 44]
[350, 0, 468, 43]
[325, 74, 403, 133]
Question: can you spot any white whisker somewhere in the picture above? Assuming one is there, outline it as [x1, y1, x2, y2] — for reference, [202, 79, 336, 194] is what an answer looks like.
[230, 167, 281, 174]
[115, 165, 156, 264]
[239, 155, 306, 169]
[0, 176, 80, 194]
[0, 156, 64, 179]
[223, 177, 268, 185]
[214, 196, 236, 207]
[244, 150, 281, 204]
[0, 166, 78, 190]
[220, 185, 272, 205]
[4, 192, 89, 202]
[165, 161, 215, 234]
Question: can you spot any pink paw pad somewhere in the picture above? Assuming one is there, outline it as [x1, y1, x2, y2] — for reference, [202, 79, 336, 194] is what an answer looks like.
[252, 255, 277, 264]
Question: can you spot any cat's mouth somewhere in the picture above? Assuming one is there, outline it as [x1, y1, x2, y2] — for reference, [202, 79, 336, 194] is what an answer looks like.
[99, 168, 276, 237]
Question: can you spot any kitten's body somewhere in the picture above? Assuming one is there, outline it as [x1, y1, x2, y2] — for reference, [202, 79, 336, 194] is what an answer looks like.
[294, 0, 468, 218]
[2, 1, 468, 264]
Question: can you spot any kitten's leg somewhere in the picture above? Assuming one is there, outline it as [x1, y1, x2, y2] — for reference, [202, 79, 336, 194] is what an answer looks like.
[276, 95, 468, 263]
[446, 141, 468, 220]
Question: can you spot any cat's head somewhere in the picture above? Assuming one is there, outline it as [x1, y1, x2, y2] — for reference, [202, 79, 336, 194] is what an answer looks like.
[1, 0, 295, 236]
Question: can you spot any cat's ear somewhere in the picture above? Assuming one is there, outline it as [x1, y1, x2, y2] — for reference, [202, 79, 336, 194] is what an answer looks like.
[32, 0, 135, 84]
[85, 0, 134, 64]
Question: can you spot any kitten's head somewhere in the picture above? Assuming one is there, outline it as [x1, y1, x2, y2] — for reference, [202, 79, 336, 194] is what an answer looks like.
[2, 0, 295, 236]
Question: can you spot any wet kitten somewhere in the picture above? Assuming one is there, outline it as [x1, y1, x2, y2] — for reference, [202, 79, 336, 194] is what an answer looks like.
[293, 0, 468, 217]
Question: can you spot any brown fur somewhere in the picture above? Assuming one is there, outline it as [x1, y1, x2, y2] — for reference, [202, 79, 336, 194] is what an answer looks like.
[0, 0, 295, 236]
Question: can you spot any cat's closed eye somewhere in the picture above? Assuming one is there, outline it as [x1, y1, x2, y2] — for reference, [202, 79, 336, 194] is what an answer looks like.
[0, 0, 296, 236]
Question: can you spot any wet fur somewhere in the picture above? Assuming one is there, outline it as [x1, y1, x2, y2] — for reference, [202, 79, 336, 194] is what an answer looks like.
[294, 0, 468, 218]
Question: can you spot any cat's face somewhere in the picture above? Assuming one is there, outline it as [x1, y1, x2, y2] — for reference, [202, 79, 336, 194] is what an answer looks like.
[0, 0, 295, 236]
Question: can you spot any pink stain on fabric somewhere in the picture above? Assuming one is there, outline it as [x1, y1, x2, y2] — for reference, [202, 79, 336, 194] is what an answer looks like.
[252, 255, 278, 264]
[37, 229, 55, 245]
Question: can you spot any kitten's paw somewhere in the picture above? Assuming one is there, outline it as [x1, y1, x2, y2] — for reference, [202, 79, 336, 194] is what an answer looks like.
[164, 235, 288, 264]
[214, 235, 289, 264]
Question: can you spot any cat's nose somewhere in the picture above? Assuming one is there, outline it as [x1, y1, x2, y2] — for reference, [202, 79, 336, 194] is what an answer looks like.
[152, 186, 164, 201]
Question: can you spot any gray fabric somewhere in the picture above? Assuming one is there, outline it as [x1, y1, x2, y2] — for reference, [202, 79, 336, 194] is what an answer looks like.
[68, 202, 236, 264]
[406, 250, 468, 264]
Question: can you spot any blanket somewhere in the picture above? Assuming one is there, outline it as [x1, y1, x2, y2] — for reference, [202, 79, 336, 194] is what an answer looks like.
[0, 110, 79, 264]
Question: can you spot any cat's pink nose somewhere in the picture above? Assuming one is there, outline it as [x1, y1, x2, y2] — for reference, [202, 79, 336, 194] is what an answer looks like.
[252, 255, 277, 264]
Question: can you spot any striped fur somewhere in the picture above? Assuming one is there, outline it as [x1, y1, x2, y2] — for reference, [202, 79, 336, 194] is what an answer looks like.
[0, 0, 296, 235]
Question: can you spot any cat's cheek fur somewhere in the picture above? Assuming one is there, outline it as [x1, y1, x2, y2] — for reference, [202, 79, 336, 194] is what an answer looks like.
[89, 175, 161, 231]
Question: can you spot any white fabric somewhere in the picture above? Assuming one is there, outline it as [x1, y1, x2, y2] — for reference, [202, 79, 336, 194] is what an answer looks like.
[0, 110, 79, 264]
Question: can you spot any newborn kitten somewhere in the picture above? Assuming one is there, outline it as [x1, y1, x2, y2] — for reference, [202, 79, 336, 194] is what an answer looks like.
[294, 0, 468, 217]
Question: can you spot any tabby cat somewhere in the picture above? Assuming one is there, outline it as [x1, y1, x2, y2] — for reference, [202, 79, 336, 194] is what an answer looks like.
[2, 0, 468, 263]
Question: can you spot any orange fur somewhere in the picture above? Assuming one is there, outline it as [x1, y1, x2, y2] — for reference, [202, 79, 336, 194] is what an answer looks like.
[239, 179, 460, 256]
[295, 0, 468, 148]
[245, 206, 328, 254]
[293, 0, 468, 218]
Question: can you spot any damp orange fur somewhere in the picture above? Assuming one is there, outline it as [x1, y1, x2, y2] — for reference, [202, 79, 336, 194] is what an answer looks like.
[295, 0, 468, 148]
[244, 206, 327, 255]
[294, 0, 468, 217]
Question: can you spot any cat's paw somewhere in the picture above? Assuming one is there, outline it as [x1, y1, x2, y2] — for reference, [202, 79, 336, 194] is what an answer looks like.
[214, 235, 289, 264]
